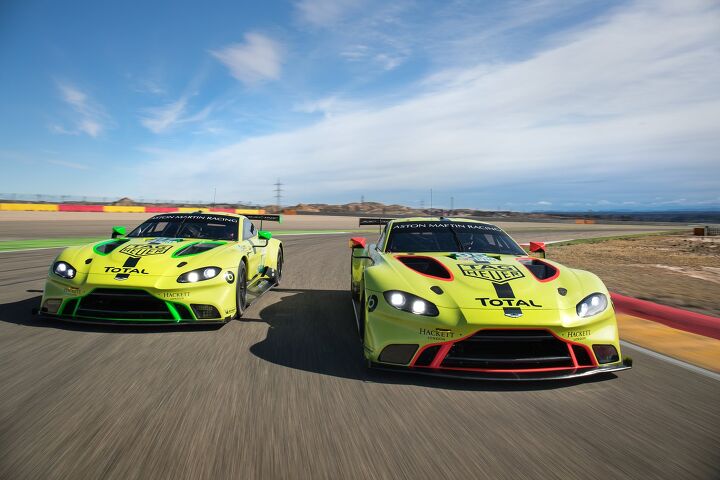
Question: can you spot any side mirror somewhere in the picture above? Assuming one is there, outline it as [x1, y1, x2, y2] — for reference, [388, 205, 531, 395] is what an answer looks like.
[111, 226, 126, 238]
[253, 230, 272, 248]
[528, 241, 546, 259]
[349, 237, 367, 249]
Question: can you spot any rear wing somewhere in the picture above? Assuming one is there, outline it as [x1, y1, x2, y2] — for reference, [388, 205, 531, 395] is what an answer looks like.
[245, 214, 282, 222]
[245, 214, 282, 231]
[358, 218, 394, 226]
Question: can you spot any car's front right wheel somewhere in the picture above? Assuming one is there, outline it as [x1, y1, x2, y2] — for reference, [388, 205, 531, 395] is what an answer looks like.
[236, 262, 247, 319]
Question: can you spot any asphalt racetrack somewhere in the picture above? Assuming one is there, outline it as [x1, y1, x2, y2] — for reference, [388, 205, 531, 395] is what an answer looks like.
[0, 216, 717, 479]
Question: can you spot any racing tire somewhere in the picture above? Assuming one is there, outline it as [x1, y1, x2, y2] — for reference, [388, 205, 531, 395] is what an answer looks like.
[236, 262, 247, 319]
[358, 290, 367, 343]
[273, 249, 283, 286]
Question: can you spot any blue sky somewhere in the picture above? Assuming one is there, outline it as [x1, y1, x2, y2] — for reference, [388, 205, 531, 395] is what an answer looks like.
[1, 0, 719, 211]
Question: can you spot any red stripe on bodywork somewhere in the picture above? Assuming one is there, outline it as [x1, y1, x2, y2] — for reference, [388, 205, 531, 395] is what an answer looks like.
[410, 328, 598, 373]
[516, 257, 560, 283]
[394, 255, 455, 282]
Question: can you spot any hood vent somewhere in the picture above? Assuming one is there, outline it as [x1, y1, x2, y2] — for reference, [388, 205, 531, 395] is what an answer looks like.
[93, 238, 130, 255]
[396, 255, 453, 281]
[518, 258, 558, 282]
[172, 241, 224, 258]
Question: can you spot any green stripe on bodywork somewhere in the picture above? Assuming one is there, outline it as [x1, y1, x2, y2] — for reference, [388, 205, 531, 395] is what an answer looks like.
[166, 302, 181, 322]
[93, 238, 129, 255]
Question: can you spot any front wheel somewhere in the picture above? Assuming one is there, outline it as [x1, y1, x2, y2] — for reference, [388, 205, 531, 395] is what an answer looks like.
[236, 262, 247, 319]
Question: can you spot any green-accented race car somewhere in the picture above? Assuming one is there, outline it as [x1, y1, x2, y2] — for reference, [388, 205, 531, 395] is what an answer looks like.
[349, 217, 632, 380]
[37, 212, 283, 324]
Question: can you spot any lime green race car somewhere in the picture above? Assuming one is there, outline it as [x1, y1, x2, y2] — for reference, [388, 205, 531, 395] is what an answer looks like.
[349, 217, 632, 380]
[38, 212, 283, 324]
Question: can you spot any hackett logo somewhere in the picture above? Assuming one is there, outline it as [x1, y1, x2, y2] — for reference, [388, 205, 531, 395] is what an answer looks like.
[119, 244, 173, 257]
[459, 264, 524, 284]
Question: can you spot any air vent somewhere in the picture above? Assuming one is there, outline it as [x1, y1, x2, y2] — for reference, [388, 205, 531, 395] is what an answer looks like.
[172, 242, 224, 258]
[93, 239, 130, 255]
[396, 255, 453, 280]
[518, 258, 558, 282]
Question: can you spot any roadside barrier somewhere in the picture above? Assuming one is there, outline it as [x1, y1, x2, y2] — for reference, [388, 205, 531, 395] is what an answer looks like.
[0, 203, 264, 215]
[611, 293, 720, 340]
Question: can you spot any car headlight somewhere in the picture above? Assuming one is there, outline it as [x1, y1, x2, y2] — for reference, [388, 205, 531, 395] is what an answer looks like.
[383, 290, 439, 316]
[52, 261, 76, 279]
[177, 266, 221, 283]
[576, 293, 608, 318]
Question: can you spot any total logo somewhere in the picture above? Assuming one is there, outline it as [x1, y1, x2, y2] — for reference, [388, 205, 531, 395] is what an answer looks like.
[475, 297, 543, 307]
[104, 266, 149, 275]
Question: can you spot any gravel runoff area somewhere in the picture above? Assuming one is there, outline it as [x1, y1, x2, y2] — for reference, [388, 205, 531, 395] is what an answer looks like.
[551, 234, 720, 317]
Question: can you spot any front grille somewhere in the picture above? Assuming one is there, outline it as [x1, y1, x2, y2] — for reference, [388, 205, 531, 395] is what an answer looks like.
[414, 345, 441, 366]
[76, 289, 174, 320]
[440, 330, 573, 370]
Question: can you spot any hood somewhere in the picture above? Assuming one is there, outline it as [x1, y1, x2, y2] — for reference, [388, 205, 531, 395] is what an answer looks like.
[84, 237, 234, 277]
[379, 252, 588, 311]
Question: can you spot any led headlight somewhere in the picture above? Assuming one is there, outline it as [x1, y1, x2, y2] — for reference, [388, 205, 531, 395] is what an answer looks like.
[383, 290, 439, 317]
[52, 261, 76, 279]
[177, 266, 221, 283]
[576, 292, 608, 318]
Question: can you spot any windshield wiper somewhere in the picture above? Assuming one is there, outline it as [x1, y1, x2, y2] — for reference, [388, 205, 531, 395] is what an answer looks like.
[447, 226, 464, 252]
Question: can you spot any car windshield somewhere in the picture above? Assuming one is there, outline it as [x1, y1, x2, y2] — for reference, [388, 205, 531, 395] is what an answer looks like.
[127, 214, 239, 240]
[385, 221, 525, 255]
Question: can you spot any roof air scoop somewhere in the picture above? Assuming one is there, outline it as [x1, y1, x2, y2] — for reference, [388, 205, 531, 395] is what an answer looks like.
[396, 255, 453, 281]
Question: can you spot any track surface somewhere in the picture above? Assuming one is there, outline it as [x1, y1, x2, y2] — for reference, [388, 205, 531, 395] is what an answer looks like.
[1, 233, 718, 479]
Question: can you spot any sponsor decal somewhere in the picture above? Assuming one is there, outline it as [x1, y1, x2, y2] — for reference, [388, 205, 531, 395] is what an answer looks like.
[225, 307, 237, 315]
[563, 329, 591, 340]
[150, 214, 238, 223]
[476, 297, 543, 307]
[119, 244, 173, 257]
[393, 222, 502, 232]
[419, 327, 456, 339]
[459, 264, 524, 284]
[452, 252, 499, 264]
[162, 291, 190, 299]
[104, 266, 150, 275]
[63, 287, 81, 296]
[367, 295, 378, 312]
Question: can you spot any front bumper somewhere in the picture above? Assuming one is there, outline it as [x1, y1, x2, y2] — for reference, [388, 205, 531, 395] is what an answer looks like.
[359, 293, 630, 380]
[39, 276, 237, 324]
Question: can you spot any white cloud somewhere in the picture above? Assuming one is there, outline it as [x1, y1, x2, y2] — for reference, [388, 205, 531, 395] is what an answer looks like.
[48, 159, 89, 170]
[211, 33, 283, 86]
[53, 82, 109, 137]
[141, 0, 720, 207]
[295, 0, 361, 28]
[140, 97, 213, 134]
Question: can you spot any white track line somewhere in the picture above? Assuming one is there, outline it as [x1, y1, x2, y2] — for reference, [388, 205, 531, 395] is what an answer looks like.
[620, 340, 720, 381]
[0, 246, 67, 254]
